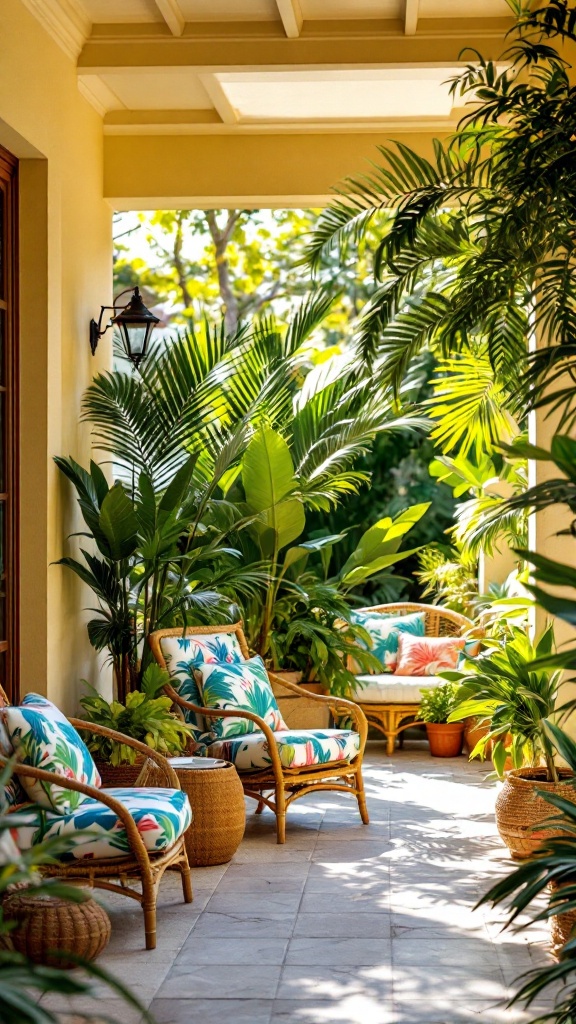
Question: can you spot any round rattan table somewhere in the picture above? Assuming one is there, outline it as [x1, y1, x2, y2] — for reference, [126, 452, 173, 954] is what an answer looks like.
[168, 756, 246, 866]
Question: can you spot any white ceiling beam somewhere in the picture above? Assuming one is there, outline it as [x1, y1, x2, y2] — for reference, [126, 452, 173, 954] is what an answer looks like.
[275, 0, 303, 38]
[154, 0, 185, 37]
[199, 74, 239, 124]
[404, 0, 419, 35]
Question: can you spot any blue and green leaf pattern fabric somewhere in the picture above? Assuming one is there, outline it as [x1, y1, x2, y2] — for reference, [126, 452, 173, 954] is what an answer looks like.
[208, 728, 360, 771]
[160, 632, 244, 747]
[11, 787, 192, 861]
[3, 694, 101, 814]
[196, 655, 288, 740]
[350, 611, 426, 673]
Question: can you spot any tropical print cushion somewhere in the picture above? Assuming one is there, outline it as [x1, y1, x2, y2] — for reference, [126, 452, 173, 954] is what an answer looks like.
[350, 611, 426, 673]
[3, 694, 101, 814]
[208, 728, 360, 771]
[3, 775, 27, 808]
[11, 787, 191, 861]
[457, 638, 483, 667]
[196, 656, 288, 740]
[395, 634, 465, 676]
[160, 632, 244, 747]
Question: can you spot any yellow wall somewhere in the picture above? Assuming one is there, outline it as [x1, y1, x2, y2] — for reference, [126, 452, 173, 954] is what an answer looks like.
[0, 0, 113, 710]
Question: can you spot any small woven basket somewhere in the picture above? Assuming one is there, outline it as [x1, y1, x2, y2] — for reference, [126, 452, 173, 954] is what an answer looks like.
[549, 883, 576, 960]
[3, 890, 111, 968]
[495, 768, 576, 860]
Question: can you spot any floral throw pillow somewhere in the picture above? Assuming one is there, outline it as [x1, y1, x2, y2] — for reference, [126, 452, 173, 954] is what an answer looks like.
[351, 611, 426, 672]
[195, 656, 288, 741]
[3, 694, 101, 814]
[394, 634, 465, 677]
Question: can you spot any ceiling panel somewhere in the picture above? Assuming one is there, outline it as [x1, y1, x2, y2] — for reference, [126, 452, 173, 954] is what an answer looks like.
[217, 69, 456, 121]
[99, 72, 214, 110]
[79, 0, 163, 23]
[177, 0, 280, 21]
[301, 0, 401, 18]
[419, 0, 510, 15]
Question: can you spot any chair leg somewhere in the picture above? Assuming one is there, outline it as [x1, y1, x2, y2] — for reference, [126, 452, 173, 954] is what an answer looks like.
[386, 732, 396, 756]
[141, 872, 158, 950]
[255, 799, 265, 814]
[355, 768, 370, 825]
[179, 856, 193, 904]
[275, 782, 286, 844]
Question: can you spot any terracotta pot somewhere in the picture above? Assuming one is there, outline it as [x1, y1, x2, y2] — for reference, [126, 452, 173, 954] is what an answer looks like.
[495, 768, 576, 860]
[425, 722, 464, 758]
[464, 717, 490, 758]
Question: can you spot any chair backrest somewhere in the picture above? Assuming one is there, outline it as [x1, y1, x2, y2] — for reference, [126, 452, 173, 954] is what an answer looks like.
[356, 603, 472, 638]
[148, 622, 250, 670]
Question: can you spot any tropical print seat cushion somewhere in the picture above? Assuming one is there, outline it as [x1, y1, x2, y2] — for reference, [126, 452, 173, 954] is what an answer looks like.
[11, 787, 192, 861]
[207, 728, 360, 771]
[350, 611, 425, 673]
[160, 631, 245, 747]
[196, 655, 287, 740]
[395, 634, 465, 676]
[3, 694, 101, 815]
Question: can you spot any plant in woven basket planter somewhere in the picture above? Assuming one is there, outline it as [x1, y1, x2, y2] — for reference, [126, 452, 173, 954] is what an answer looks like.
[80, 663, 195, 783]
[418, 682, 464, 758]
[446, 625, 576, 859]
[478, 723, 576, 1022]
[0, 761, 152, 1024]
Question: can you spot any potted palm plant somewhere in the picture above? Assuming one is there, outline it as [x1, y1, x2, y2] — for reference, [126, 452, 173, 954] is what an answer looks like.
[447, 625, 576, 859]
[418, 682, 464, 757]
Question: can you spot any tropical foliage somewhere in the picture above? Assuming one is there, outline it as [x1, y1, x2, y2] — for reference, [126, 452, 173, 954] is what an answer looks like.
[446, 625, 574, 781]
[79, 663, 194, 766]
[418, 682, 460, 725]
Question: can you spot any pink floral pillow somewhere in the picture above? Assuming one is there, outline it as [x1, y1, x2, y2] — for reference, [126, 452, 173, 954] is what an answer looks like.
[394, 634, 465, 676]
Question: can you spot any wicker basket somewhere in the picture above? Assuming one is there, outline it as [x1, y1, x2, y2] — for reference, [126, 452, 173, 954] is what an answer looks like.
[3, 890, 111, 968]
[95, 755, 144, 787]
[495, 768, 576, 860]
[549, 883, 576, 960]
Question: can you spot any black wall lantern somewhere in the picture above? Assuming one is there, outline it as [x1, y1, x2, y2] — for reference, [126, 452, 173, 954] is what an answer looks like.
[90, 286, 160, 369]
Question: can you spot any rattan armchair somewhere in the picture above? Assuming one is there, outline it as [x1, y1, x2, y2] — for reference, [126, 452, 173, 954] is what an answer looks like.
[148, 623, 369, 844]
[350, 603, 474, 755]
[5, 722, 193, 950]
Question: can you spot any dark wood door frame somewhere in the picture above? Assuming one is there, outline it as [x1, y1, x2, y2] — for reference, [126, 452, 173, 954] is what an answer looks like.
[0, 144, 19, 703]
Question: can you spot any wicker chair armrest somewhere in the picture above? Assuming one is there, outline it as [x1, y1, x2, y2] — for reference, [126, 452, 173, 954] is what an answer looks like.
[69, 719, 180, 790]
[267, 672, 368, 746]
[163, 684, 286, 779]
[2, 759, 153, 866]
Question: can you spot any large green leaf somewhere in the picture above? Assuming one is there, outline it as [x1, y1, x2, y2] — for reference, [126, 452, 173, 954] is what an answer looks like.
[98, 484, 139, 560]
[339, 502, 429, 581]
[242, 426, 305, 556]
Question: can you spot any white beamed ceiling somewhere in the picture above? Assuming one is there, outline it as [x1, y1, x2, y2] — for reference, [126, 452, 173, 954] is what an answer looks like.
[25, 0, 514, 133]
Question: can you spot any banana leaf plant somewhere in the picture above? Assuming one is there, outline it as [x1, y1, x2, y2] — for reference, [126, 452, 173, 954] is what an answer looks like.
[55, 447, 265, 701]
[233, 423, 430, 693]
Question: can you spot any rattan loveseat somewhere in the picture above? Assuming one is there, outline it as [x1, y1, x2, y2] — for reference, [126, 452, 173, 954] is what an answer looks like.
[350, 603, 473, 755]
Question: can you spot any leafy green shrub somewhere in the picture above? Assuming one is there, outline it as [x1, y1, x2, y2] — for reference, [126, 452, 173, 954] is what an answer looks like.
[80, 664, 193, 766]
[418, 682, 460, 724]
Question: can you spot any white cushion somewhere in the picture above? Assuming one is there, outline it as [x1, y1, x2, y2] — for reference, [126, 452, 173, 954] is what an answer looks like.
[352, 674, 444, 704]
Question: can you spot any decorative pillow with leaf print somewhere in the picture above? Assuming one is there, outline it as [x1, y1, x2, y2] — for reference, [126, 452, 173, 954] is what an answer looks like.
[3, 694, 101, 814]
[350, 611, 426, 672]
[395, 634, 465, 676]
[160, 632, 243, 748]
[195, 655, 288, 740]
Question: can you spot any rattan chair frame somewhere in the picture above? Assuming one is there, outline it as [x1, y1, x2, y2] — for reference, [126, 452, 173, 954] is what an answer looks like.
[148, 623, 370, 844]
[352, 603, 474, 756]
[4, 721, 193, 950]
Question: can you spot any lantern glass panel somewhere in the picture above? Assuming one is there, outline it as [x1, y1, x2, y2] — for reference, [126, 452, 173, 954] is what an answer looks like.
[123, 324, 147, 357]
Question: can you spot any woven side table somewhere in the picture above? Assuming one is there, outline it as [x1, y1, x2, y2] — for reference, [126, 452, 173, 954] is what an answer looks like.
[168, 757, 246, 866]
[3, 889, 111, 968]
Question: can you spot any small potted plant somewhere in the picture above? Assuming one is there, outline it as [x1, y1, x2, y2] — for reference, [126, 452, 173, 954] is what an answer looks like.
[80, 664, 195, 786]
[418, 682, 464, 757]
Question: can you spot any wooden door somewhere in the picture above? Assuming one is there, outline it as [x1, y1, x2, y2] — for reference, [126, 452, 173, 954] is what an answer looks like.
[0, 145, 19, 702]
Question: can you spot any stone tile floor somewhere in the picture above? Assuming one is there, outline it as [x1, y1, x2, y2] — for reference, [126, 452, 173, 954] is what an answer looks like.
[40, 742, 557, 1024]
